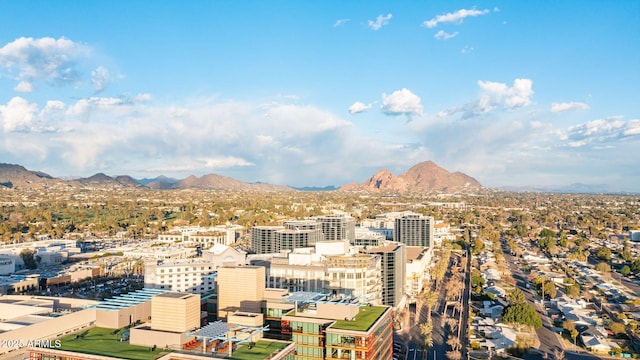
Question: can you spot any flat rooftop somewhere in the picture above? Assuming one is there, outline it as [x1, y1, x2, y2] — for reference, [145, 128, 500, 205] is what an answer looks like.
[228, 340, 290, 360]
[330, 306, 388, 332]
[156, 292, 193, 299]
[93, 288, 169, 311]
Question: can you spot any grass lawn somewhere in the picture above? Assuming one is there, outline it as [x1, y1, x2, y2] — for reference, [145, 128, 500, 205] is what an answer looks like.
[331, 306, 387, 332]
[227, 340, 288, 360]
[59, 327, 167, 360]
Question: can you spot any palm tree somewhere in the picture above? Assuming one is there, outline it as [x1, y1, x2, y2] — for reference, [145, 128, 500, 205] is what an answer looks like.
[446, 276, 464, 301]
[423, 290, 438, 325]
[446, 350, 462, 360]
[420, 323, 434, 348]
[446, 335, 461, 351]
[553, 349, 565, 360]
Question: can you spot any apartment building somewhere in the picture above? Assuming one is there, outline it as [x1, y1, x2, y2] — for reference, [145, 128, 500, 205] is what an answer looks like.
[352, 228, 386, 247]
[362, 242, 406, 307]
[143, 243, 246, 293]
[394, 213, 434, 249]
[311, 214, 356, 242]
[406, 246, 432, 299]
[255, 241, 383, 305]
[251, 220, 323, 254]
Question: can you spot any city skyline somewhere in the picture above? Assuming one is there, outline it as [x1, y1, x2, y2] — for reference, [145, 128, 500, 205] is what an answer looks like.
[1, 1, 639, 191]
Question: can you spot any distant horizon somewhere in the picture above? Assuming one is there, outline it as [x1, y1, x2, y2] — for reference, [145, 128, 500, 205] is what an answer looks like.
[1, 2, 639, 191]
[3, 161, 639, 194]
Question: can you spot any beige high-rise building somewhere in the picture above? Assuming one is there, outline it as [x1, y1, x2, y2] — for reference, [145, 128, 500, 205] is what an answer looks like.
[217, 265, 265, 320]
[151, 292, 200, 332]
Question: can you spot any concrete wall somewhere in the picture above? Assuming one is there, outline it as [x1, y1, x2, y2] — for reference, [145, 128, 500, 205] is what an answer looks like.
[0, 308, 97, 354]
[151, 293, 200, 332]
[217, 266, 265, 321]
[95, 302, 151, 329]
[130, 325, 185, 348]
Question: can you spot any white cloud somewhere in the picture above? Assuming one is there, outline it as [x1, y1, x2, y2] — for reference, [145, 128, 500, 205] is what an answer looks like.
[91, 66, 110, 92]
[434, 30, 459, 40]
[0, 97, 38, 132]
[423, 8, 490, 28]
[349, 101, 372, 115]
[568, 140, 588, 148]
[437, 78, 534, 119]
[624, 120, 640, 136]
[478, 78, 534, 109]
[333, 19, 350, 27]
[503, 78, 534, 108]
[551, 101, 590, 113]
[368, 13, 392, 30]
[14, 81, 34, 92]
[559, 117, 640, 148]
[0, 37, 88, 88]
[201, 156, 255, 168]
[381, 88, 424, 117]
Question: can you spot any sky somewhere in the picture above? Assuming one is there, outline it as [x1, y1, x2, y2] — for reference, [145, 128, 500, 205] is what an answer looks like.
[1, 1, 639, 191]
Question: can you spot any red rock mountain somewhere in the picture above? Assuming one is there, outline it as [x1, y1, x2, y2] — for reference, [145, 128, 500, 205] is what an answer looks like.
[341, 161, 482, 193]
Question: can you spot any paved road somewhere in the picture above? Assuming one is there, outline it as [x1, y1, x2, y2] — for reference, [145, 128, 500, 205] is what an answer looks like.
[501, 240, 564, 356]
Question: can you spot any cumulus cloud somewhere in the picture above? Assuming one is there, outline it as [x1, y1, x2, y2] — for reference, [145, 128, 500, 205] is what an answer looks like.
[437, 78, 534, 119]
[434, 30, 459, 40]
[14, 81, 34, 92]
[91, 66, 110, 92]
[348, 101, 372, 115]
[0, 37, 88, 88]
[0, 97, 38, 132]
[461, 46, 474, 54]
[551, 101, 590, 113]
[478, 78, 534, 109]
[423, 8, 490, 28]
[560, 117, 640, 147]
[381, 88, 423, 118]
[333, 19, 350, 27]
[368, 13, 392, 30]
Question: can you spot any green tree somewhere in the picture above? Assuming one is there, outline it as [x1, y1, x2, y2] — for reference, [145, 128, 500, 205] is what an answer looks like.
[562, 320, 576, 332]
[502, 302, 542, 328]
[570, 329, 579, 346]
[473, 237, 484, 255]
[596, 246, 612, 261]
[19, 248, 39, 270]
[608, 322, 626, 335]
[620, 265, 631, 277]
[564, 284, 580, 298]
[539, 228, 556, 239]
[506, 288, 526, 304]
[595, 262, 611, 273]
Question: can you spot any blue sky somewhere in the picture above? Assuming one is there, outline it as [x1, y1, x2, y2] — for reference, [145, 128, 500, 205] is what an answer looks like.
[1, 1, 639, 190]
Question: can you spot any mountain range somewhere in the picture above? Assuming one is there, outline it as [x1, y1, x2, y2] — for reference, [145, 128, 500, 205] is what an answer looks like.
[0, 161, 483, 193]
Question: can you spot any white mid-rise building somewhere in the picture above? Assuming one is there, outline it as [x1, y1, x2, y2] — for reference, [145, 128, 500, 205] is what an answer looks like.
[144, 243, 247, 293]
[253, 240, 382, 305]
[405, 246, 432, 300]
[157, 225, 242, 248]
